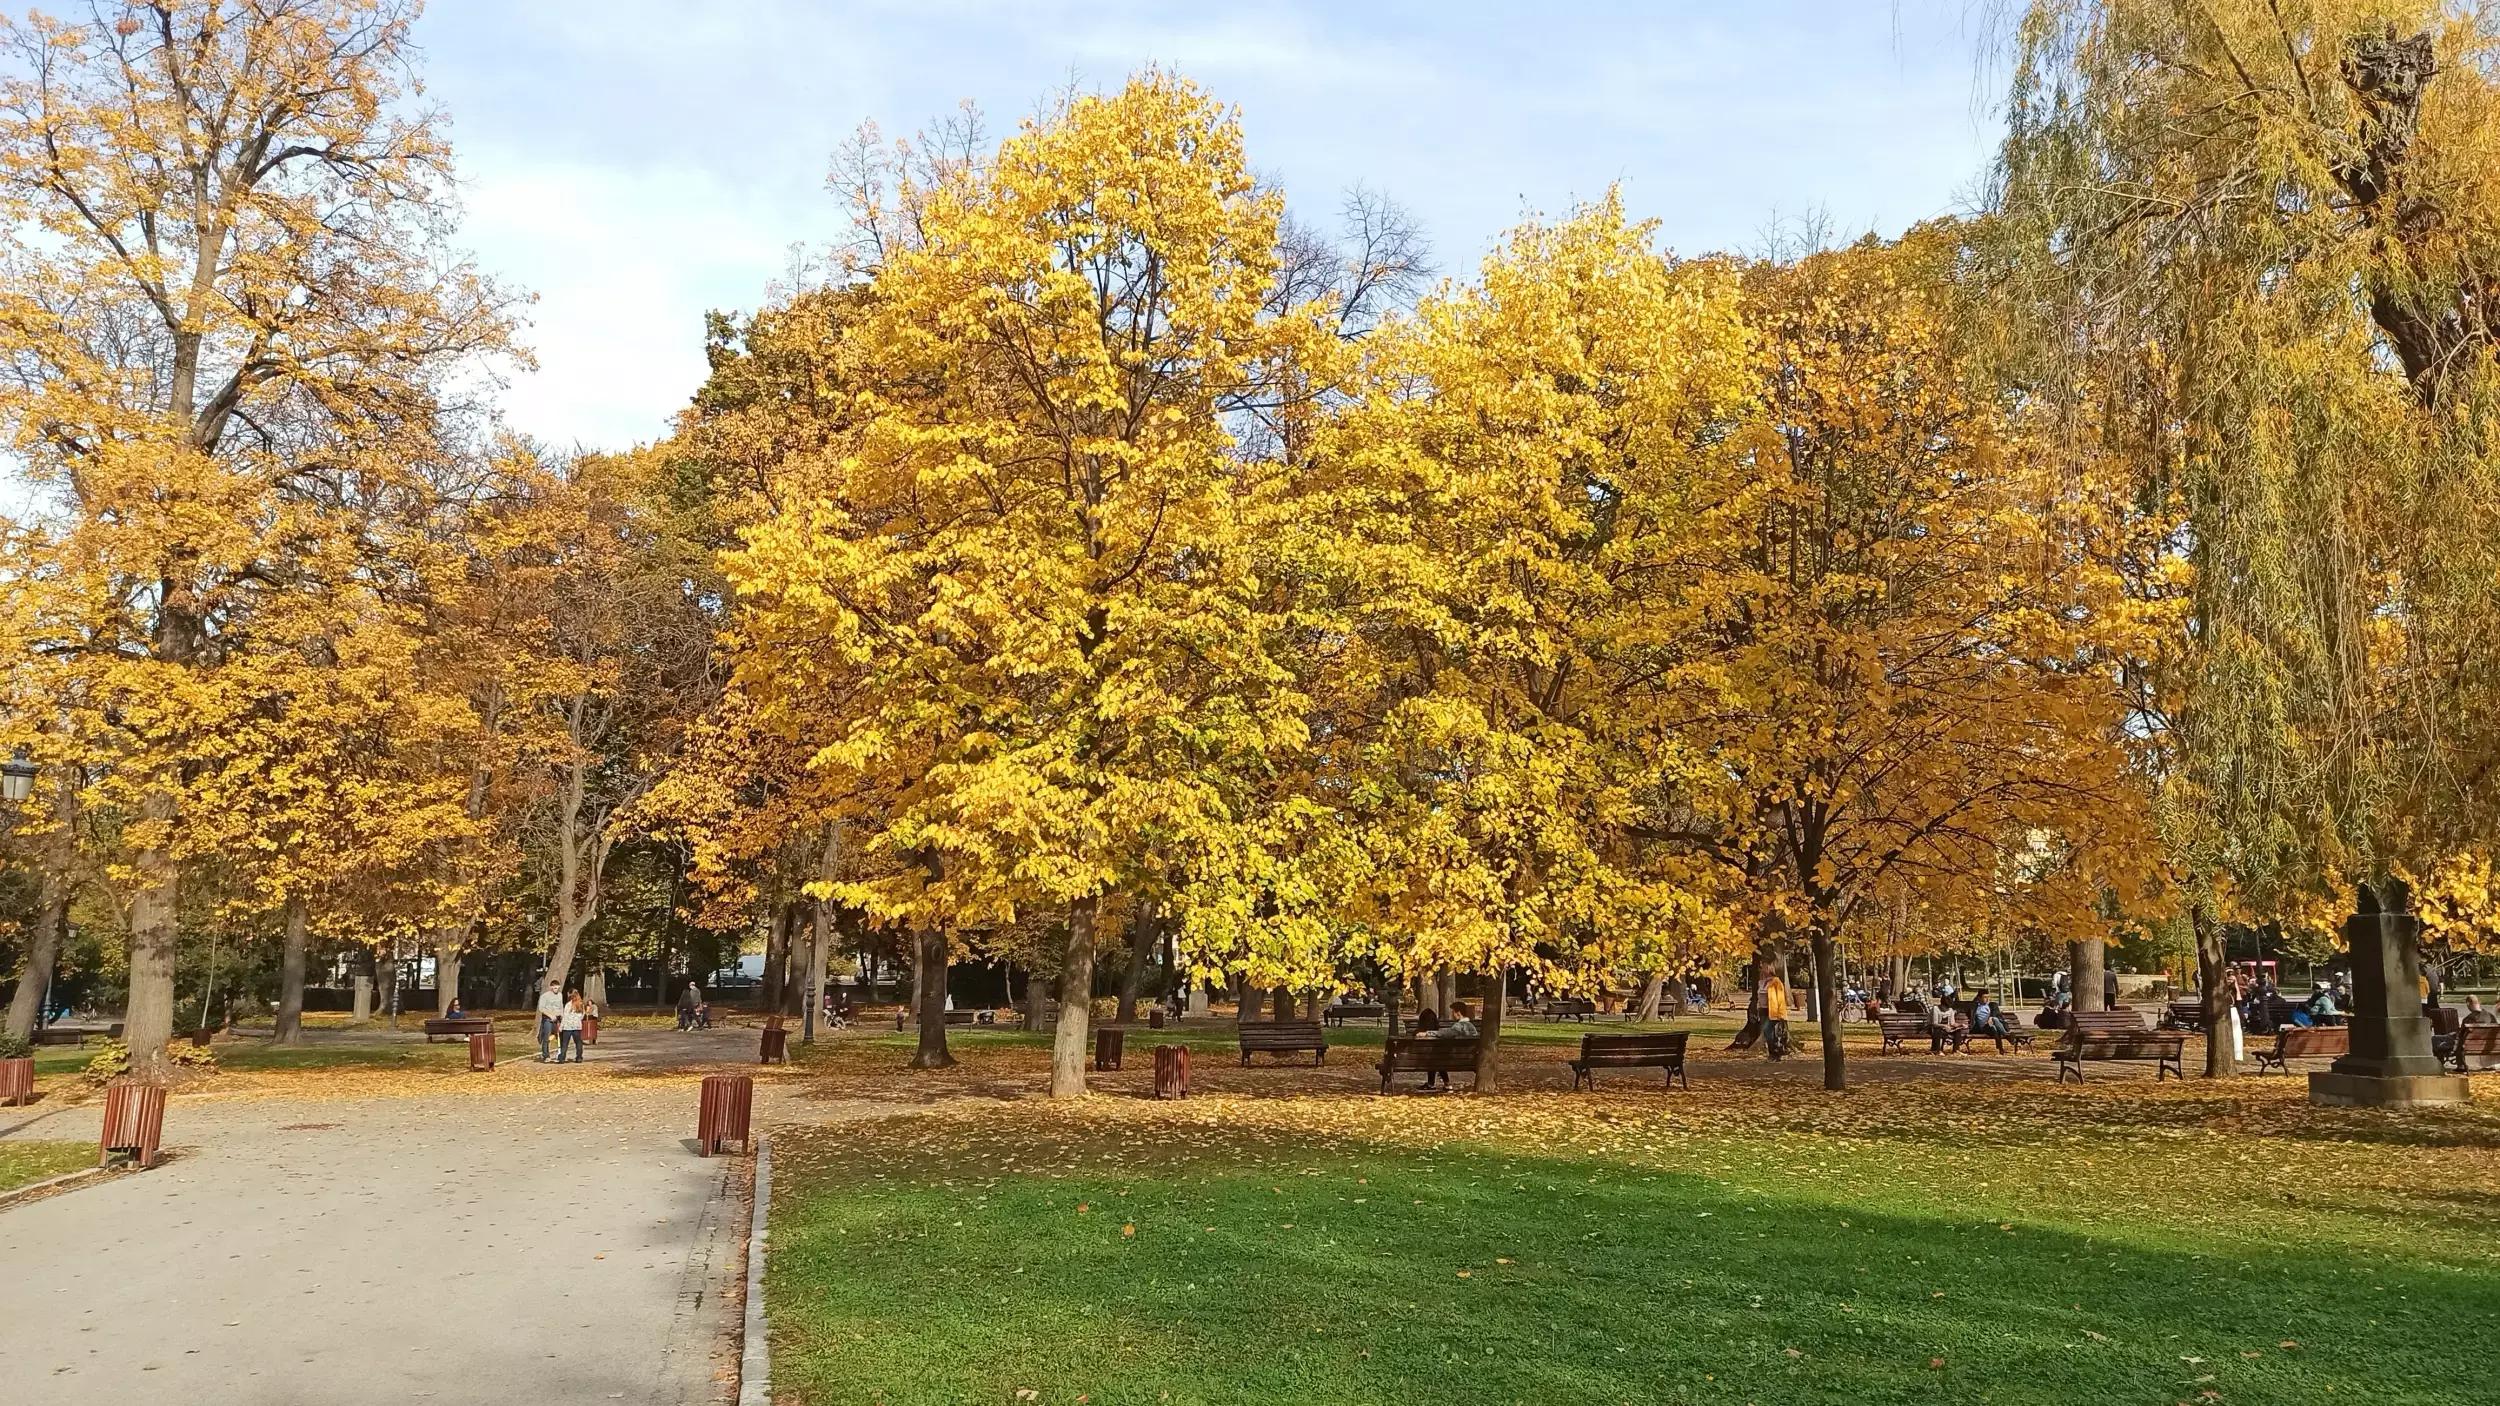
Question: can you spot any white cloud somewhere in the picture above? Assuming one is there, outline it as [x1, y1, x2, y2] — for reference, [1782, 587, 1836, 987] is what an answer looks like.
[458, 147, 819, 450]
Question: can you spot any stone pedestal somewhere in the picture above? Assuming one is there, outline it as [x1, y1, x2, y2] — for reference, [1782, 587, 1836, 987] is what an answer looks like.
[2307, 1069, 2472, 1107]
[2310, 883, 2473, 1109]
[1185, 982, 1210, 1019]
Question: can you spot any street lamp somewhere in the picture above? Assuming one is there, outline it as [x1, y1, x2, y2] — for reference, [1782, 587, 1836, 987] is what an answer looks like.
[1, 748, 33, 804]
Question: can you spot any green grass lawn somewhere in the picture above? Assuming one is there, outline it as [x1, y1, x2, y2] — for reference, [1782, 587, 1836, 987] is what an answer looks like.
[0, 1140, 92, 1193]
[767, 1094, 2500, 1405]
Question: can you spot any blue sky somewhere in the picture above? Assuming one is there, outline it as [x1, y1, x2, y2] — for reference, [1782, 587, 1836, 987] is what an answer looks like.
[421, 0, 2010, 452]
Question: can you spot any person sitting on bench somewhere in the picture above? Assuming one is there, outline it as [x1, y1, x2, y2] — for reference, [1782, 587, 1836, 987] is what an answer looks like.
[1927, 999, 1967, 1053]
[1969, 990, 2014, 1052]
[2294, 982, 2341, 1027]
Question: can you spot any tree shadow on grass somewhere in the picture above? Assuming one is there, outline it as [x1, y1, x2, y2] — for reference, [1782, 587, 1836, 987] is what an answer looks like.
[765, 1123, 2491, 1406]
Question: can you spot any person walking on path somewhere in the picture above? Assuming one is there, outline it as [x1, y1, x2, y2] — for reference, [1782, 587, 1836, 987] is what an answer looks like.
[676, 982, 700, 1031]
[557, 988, 589, 1063]
[535, 982, 565, 1062]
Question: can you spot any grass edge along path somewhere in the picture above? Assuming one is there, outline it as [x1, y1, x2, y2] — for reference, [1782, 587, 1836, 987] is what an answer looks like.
[0, 1140, 93, 1195]
[765, 1091, 2499, 1406]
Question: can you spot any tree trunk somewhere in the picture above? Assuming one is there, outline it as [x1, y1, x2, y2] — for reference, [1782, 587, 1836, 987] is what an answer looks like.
[1239, 984, 1266, 1023]
[1636, 972, 1664, 1022]
[2191, 901, 2234, 1077]
[2070, 938, 2107, 1013]
[805, 828, 838, 1044]
[1384, 982, 1402, 1039]
[909, 928, 954, 1069]
[3, 778, 73, 1042]
[435, 936, 463, 1018]
[273, 895, 310, 1046]
[1473, 966, 1510, 1093]
[1409, 972, 1429, 1014]
[1116, 904, 1157, 1024]
[1272, 986, 1296, 1022]
[1808, 925, 1847, 1092]
[1435, 970, 1456, 1018]
[350, 950, 374, 1024]
[123, 789, 182, 1077]
[759, 905, 789, 1014]
[585, 968, 608, 1010]
[1049, 896, 1098, 1098]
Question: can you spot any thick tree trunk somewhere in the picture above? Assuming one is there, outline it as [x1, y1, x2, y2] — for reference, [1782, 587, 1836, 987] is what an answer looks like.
[585, 968, 608, 1010]
[1239, 984, 1266, 1022]
[1272, 986, 1296, 1022]
[1116, 905, 1157, 1025]
[2070, 938, 2107, 1013]
[435, 938, 463, 1018]
[1636, 972, 1664, 1022]
[2192, 902, 2235, 1076]
[3, 780, 73, 1042]
[1409, 973, 1429, 1014]
[1049, 896, 1098, 1097]
[1473, 967, 1510, 1093]
[1384, 983, 1402, 1039]
[1808, 925, 1847, 1091]
[123, 790, 182, 1077]
[273, 895, 310, 1046]
[909, 928, 955, 1069]
[1435, 970, 1456, 1018]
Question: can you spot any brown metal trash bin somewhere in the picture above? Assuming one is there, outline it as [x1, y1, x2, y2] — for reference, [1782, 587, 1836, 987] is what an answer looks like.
[698, 1073, 754, 1156]
[1154, 1044, 1190, 1100]
[100, 1079, 167, 1168]
[468, 1029, 497, 1070]
[1094, 1027, 1124, 1071]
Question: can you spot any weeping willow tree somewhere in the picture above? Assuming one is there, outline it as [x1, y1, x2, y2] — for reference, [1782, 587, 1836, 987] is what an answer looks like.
[1992, 2, 2500, 1067]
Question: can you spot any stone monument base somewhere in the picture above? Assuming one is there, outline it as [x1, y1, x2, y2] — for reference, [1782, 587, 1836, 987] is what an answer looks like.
[2308, 1070, 2474, 1108]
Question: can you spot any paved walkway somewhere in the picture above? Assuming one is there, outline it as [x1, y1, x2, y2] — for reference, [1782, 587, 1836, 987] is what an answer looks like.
[0, 1033, 778, 1405]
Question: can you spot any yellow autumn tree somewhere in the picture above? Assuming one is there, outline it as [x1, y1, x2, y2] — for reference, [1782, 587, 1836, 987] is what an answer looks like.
[729, 73, 1324, 1096]
[1656, 227, 2146, 1090]
[0, 0, 517, 1073]
[1307, 195, 1752, 1089]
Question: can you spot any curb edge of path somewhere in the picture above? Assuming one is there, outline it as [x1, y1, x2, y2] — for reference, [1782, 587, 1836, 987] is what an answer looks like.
[738, 1131, 772, 1406]
[0, 1160, 124, 1212]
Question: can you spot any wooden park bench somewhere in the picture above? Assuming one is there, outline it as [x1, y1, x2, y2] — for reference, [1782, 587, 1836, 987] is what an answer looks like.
[1568, 1032, 1689, 1090]
[422, 1015, 494, 1043]
[2162, 999, 2208, 1033]
[2252, 1023, 2347, 1074]
[1324, 1002, 1385, 1027]
[1238, 1020, 1328, 1066]
[1539, 997, 1598, 1022]
[33, 1021, 121, 1046]
[2052, 1009, 2183, 1082]
[1876, 1012, 1942, 1054]
[2445, 1024, 2500, 1074]
[1378, 1036, 1478, 1092]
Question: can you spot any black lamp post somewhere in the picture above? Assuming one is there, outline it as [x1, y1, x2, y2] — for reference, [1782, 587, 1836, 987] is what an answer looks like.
[3, 748, 37, 1027]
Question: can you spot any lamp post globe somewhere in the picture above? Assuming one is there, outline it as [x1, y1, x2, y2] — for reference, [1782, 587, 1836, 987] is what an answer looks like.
[0, 750, 34, 805]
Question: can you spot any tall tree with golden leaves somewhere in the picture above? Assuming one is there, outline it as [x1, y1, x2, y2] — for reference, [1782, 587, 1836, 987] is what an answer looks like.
[0, 1, 516, 1073]
[731, 73, 1323, 1096]
[1663, 228, 2144, 1090]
